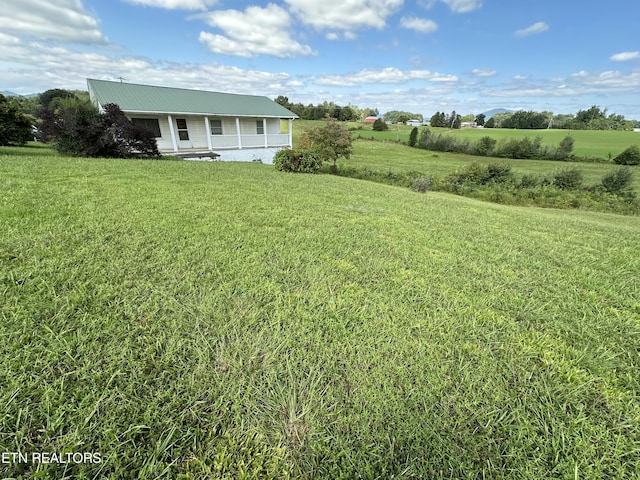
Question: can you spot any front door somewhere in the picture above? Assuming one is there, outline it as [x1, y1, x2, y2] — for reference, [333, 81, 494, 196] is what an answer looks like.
[176, 118, 192, 148]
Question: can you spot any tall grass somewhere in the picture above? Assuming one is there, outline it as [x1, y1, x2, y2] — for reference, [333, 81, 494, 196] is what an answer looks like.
[1, 149, 639, 478]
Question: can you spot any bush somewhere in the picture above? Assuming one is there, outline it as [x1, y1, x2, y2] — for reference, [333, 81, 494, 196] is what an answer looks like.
[299, 116, 353, 171]
[495, 136, 545, 159]
[602, 166, 634, 193]
[476, 136, 497, 156]
[273, 148, 322, 173]
[410, 176, 431, 193]
[555, 135, 575, 160]
[39, 99, 159, 158]
[519, 174, 540, 188]
[372, 118, 388, 131]
[408, 127, 418, 147]
[553, 167, 583, 190]
[443, 162, 513, 187]
[613, 145, 640, 165]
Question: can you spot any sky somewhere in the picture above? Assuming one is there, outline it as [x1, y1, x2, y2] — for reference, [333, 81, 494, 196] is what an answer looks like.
[1, 0, 639, 119]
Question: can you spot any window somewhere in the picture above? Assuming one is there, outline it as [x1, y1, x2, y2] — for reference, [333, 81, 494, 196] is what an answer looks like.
[210, 119, 222, 135]
[256, 120, 264, 135]
[131, 118, 161, 137]
[176, 118, 189, 141]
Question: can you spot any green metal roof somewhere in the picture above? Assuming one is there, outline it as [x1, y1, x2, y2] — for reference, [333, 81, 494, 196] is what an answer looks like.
[87, 79, 297, 119]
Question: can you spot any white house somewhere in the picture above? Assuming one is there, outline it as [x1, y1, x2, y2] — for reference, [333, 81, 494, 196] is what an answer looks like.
[406, 119, 423, 126]
[87, 79, 298, 163]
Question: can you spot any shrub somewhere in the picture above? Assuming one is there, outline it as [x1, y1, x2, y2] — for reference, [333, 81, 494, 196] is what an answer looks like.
[273, 148, 322, 173]
[39, 99, 159, 158]
[408, 127, 418, 147]
[519, 174, 540, 188]
[555, 135, 575, 160]
[553, 167, 583, 190]
[476, 136, 497, 156]
[486, 163, 514, 183]
[299, 116, 353, 172]
[372, 118, 388, 131]
[613, 145, 640, 165]
[495, 136, 544, 159]
[601, 166, 634, 193]
[410, 176, 431, 193]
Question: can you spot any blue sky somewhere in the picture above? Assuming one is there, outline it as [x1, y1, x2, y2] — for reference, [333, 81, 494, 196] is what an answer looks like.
[1, 0, 639, 118]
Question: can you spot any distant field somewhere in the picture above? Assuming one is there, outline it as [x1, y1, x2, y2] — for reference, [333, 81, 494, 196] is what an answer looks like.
[294, 120, 640, 160]
[1, 147, 639, 478]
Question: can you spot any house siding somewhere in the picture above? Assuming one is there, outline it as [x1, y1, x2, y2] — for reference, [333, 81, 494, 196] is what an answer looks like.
[127, 114, 290, 163]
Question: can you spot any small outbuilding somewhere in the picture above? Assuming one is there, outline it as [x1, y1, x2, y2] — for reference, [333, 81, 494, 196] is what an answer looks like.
[87, 79, 298, 163]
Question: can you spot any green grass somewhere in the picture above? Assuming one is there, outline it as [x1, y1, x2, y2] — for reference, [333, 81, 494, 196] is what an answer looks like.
[340, 139, 640, 192]
[1, 147, 640, 478]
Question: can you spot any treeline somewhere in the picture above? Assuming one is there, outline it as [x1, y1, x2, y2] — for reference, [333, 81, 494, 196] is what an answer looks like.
[274, 96, 378, 121]
[484, 106, 637, 130]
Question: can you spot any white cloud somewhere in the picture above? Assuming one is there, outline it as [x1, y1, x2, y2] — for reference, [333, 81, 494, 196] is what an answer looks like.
[123, 0, 219, 9]
[610, 51, 640, 62]
[198, 4, 315, 58]
[439, 0, 482, 13]
[283, 0, 403, 32]
[400, 17, 438, 34]
[472, 68, 496, 77]
[484, 69, 640, 99]
[0, 33, 294, 96]
[419, 0, 481, 12]
[515, 22, 549, 37]
[315, 67, 458, 87]
[0, 0, 107, 44]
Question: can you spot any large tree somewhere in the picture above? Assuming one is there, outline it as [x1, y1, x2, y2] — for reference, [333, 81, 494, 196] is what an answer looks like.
[0, 94, 34, 146]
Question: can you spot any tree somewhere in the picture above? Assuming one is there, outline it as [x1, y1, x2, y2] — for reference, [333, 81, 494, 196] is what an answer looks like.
[0, 94, 34, 146]
[555, 135, 575, 160]
[372, 118, 388, 131]
[501, 110, 548, 129]
[484, 117, 496, 128]
[408, 127, 418, 147]
[299, 115, 353, 173]
[447, 110, 461, 129]
[474, 113, 486, 126]
[39, 97, 159, 158]
[430, 111, 446, 127]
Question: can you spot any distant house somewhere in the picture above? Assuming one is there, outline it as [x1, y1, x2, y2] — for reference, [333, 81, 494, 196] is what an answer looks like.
[364, 116, 379, 123]
[406, 119, 422, 126]
[87, 79, 297, 163]
[461, 121, 478, 128]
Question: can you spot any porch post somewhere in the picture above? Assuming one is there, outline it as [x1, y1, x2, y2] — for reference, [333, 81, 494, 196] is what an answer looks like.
[235, 117, 242, 149]
[288, 119, 293, 148]
[263, 118, 268, 147]
[167, 114, 178, 152]
[204, 116, 213, 150]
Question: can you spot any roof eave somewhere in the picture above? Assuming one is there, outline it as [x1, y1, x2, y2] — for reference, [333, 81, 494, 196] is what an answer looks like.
[120, 109, 297, 119]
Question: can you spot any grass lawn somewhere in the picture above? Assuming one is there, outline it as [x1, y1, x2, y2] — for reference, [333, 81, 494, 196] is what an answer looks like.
[1, 146, 639, 478]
